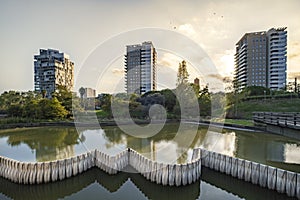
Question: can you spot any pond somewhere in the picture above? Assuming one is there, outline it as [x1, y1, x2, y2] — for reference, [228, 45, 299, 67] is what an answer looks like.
[0, 123, 299, 200]
[0, 123, 299, 172]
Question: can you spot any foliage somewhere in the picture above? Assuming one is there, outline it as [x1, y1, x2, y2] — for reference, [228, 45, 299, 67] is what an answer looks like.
[242, 86, 270, 96]
[138, 93, 164, 106]
[97, 93, 113, 118]
[198, 85, 211, 117]
[176, 60, 189, 86]
[226, 98, 300, 119]
[79, 87, 85, 99]
[38, 98, 68, 119]
[159, 89, 176, 112]
[211, 92, 226, 117]
[286, 78, 300, 93]
[52, 85, 73, 117]
[0, 86, 73, 121]
[191, 83, 200, 98]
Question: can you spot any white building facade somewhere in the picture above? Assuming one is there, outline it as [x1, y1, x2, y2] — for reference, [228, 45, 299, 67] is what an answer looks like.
[267, 28, 287, 90]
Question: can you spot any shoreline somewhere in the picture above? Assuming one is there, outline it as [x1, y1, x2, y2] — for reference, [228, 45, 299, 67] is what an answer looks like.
[0, 118, 263, 133]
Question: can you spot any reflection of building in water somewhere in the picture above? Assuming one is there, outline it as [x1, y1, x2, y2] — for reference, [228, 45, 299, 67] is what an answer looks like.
[127, 138, 158, 161]
[127, 138, 152, 156]
[235, 133, 269, 162]
[267, 142, 300, 164]
[200, 130, 236, 156]
[235, 135, 300, 165]
[35, 145, 75, 162]
[266, 142, 285, 163]
[285, 144, 300, 164]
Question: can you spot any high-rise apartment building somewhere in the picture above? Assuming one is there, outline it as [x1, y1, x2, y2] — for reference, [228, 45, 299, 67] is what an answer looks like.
[34, 49, 74, 98]
[125, 41, 157, 95]
[234, 27, 287, 91]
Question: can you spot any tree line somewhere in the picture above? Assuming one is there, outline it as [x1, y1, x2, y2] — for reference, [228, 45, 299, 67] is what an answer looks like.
[96, 60, 212, 120]
[0, 86, 81, 120]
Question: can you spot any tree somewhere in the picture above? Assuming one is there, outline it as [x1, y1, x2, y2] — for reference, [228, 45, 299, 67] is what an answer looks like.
[198, 85, 211, 117]
[138, 93, 164, 106]
[41, 90, 47, 98]
[7, 104, 23, 117]
[191, 83, 200, 98]
[287, 78, 300, 94]
[52, 85, 73, 117]
[242, 86, 270, 96]
[175, 60, 199, 119]
[176, 60, 189, 86]
[23, 99, 40, 119]
[159, 89, 176, 113]
[38, 97, 68, 119]
[98, 93, 112, 118]
[79, 87, 85, 98]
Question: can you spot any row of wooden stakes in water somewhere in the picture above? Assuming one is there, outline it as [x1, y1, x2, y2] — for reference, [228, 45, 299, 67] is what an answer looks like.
[199, 148, 300, 199]
[128, 148, 201, 186]
[0, 148, 202, 186]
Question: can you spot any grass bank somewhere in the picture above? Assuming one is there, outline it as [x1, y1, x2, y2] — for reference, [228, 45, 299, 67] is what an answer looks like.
[226, 98, 300, 119]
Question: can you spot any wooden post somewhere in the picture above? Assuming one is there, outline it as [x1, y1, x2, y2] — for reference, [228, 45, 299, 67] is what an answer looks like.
[251, 162, 259, 185]
[267, 166, 277, 190]
[150, 162, 158, 182]
[225, 155, 232, 175]
[244, 160, 251, 182]
[78, 154, 84, 174]
[286, 171, 297, 197]
[168, 164, 175, 186]
[58, 159, 66, 181]
[65, 158, 72, 178]
[161, 163, 169, 186]
[187, 162, 193, 184]
[237, 159, 245, 180]
[219, 154, 226, 173]
[72, 156, 78, 176]
[297, 173, 300, 199]
[181, 164, 188, 186]
[259, 164, 267, 187]
[276, 169, 287, 193]
[36, 162, 43, 184]
[231, 157, 238, 178]
[175, 164, 182, 186]
[156, 162, 163, 184]
[43, 162, 51, 183]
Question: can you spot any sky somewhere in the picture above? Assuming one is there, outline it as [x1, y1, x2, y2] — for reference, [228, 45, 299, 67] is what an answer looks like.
[0, 0, 300, 94]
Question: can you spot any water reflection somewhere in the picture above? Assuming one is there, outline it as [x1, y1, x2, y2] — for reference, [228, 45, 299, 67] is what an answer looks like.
[267, 142, 300, 164]
[0, 166, 294, 200]
[199, 130, 236, 157]
[0, 124, 300, 172]
[0, 166, 201, 200]
[0, 127, 80, 162]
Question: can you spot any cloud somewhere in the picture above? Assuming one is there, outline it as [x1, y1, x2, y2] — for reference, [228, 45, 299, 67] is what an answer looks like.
[288, 53, 300, 59]
[207, 73, 232, 83]
[112, 68, 124, 76]
[288, 72, 300, 79]
[178, 24, 196, 37]
[158, 59, 172, 68]
[288, 40, 300, 72]
[157, 52, 181, 68]
[288, 41, 300, 59]
[207, 73, 223, 81]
